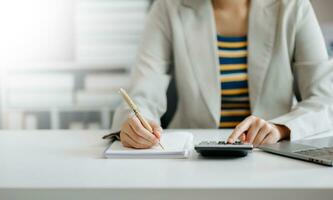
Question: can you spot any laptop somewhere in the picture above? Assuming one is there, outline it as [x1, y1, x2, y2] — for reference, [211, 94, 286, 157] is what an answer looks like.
[259, 136, 333, 166]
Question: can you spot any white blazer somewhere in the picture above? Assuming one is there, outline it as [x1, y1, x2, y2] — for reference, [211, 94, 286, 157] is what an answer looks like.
[112, 0, 333, 140]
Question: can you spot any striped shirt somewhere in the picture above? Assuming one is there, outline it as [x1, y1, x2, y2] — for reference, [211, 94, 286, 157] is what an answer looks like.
[218, 35, 251, 128]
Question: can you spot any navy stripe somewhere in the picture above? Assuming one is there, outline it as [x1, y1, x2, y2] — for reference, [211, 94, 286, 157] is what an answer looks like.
[222, 93, 249, 99]
[221, 81, 248, 89]
[220, 126, 236, 129]
[220, 69, 247, 75]
[217, 35, 247, 42]
[218, 46, 247, 51]
[219, 57, 247, 64]
[220, 116, 248, 122]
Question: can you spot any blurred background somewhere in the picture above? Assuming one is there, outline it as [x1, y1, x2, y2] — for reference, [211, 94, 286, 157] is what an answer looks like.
[0, 0, 331, 130]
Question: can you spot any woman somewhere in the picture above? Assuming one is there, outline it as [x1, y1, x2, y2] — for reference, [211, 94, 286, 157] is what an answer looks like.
[112, 0, 333, 148]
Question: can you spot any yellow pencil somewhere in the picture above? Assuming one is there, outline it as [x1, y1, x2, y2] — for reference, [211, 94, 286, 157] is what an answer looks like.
[119, 88, 165, 150]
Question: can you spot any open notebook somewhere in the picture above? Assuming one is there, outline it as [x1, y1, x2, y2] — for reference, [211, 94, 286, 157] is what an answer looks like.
[104, 132, 193, 159]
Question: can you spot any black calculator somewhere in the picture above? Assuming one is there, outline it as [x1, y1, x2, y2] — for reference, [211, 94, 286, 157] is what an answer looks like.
[195, 141, 253, 157]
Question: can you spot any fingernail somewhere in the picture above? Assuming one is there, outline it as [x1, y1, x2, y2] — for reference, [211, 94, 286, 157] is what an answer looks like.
[155, 131, 161, 138]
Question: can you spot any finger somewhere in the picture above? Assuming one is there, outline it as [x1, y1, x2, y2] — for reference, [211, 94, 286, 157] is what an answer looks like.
[252, 124, 271, 147]
[246, 118, 266, 144]
[149, 120, 163, 139]
[228, 116, 255, 143]
[122, 123, 155, 147]
[121, 140, 131, 148]
[128, 117, 158, 143]
[121, 131, 146, 149]
[239, 133, 246, 142]
[125, 130, 155, 149]
[127, 126, 155, 147]
[260, 132, 279, 145]
[120, 131, 127, 145]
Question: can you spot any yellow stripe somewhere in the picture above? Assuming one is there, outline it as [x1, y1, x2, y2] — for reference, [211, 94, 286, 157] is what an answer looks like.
[220, 110, 251, 116]
[217, 41, 247, 48]
[220, 74, 248, 82]
[220, 64, 247, 71]
[218, 51, 247, 58]
[219, 122, 239, 128]
[222, 103, 250, 108]
[221, 88, 248, 95]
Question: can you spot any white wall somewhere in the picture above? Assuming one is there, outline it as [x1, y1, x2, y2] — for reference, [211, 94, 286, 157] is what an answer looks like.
[0, 0, 75, 62]
[0, 0, 331, 64]
[312, 0, 333, 24]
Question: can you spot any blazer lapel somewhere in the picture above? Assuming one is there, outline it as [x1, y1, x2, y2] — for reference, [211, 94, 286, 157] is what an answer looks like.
[180, 0, 220, 126]
[248, 0, 280, 112]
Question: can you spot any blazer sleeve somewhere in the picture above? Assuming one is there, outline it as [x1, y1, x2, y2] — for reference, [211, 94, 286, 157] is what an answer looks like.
[270, 0, 333, 140]
[111, 0, 172, 131]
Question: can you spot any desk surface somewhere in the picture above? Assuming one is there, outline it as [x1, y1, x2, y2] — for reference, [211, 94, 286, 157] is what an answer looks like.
[1, 129, 333, 190]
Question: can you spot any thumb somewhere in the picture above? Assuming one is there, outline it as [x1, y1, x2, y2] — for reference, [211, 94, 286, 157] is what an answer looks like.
[149, 120, 163, 139]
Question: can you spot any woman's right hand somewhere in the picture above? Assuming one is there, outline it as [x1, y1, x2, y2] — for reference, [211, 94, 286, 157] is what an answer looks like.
[120, 116, 162, 149]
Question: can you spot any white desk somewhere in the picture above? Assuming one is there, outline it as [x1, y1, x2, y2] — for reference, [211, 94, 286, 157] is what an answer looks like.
[1, 129, 333, 200]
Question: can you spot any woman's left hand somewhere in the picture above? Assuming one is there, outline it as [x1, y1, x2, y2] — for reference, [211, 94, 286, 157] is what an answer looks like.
[227, 115, 290, 147]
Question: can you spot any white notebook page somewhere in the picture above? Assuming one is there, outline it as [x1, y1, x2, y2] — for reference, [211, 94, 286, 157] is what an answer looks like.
[104, 132, 193, 158]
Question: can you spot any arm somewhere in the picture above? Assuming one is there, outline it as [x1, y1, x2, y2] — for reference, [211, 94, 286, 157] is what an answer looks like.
[228, 0, 333, 145]
[111, 1, 172, 148]
[269, 0, 333, 140]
